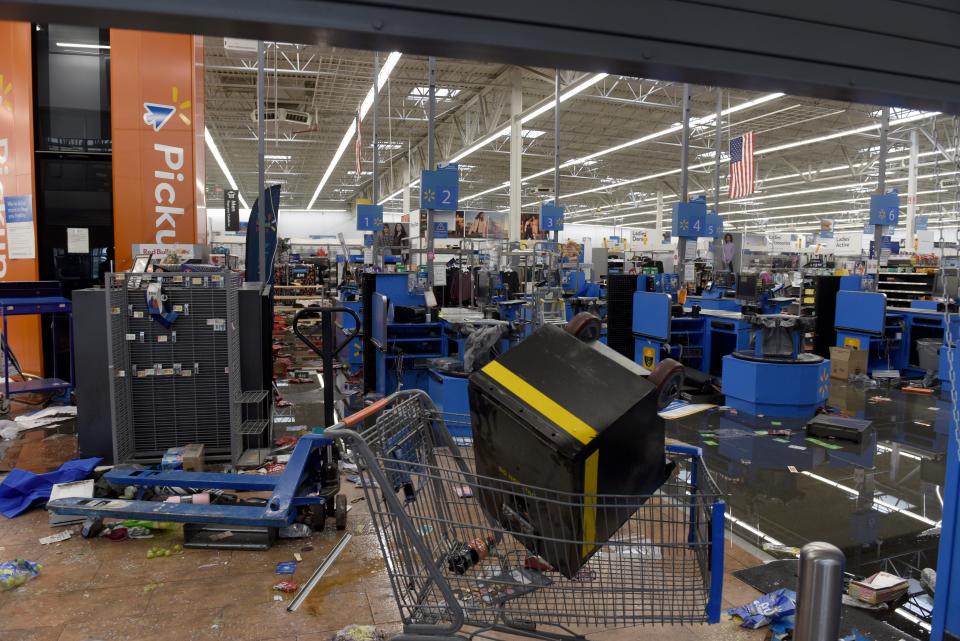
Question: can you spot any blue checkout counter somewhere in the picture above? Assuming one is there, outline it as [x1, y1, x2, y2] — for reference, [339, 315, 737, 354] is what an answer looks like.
[835, 290, 960, 377]
[632, 291, 751, 376]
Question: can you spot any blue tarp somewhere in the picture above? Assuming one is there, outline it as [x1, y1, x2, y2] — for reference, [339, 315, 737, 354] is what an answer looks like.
[0, 457, 101, 518]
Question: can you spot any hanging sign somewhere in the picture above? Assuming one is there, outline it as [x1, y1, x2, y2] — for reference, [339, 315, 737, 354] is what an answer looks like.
[420, 163, 459, 210]
[869, 191, 900, 227]
[356, 204, 383, 231]
[540, 204, 564, 231]
[224, 189, 240, 231]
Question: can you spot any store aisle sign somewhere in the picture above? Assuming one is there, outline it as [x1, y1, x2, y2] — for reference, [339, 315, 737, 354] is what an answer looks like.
[671, 198, 707, 238]
[539, 204, 564, 231]
[769, 233, 798, 253]
[3, 195, 35, 260]
[916, 215, 929, 231]
[869, 191, 900, 227]
[224, 189, 240, 231]
[704, 211, 722, 237]
[833, 231, 863, 256]
[433, 222, 448, 239]
[356, 204, 383, 231]
[420, 164, 459, 210]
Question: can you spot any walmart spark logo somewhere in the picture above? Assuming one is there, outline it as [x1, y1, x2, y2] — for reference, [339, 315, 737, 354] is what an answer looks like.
[0, 74, 12, 114]
[143, 86, 191, 132]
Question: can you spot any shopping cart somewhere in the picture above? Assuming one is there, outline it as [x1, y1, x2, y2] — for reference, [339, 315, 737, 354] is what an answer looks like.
[327, 390, 725, 641]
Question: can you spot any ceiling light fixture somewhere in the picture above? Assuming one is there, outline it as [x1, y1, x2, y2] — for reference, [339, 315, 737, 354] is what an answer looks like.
[55, 42, 109, 49]
[204, 127, 250, 210]
[307, 51, 402, 210]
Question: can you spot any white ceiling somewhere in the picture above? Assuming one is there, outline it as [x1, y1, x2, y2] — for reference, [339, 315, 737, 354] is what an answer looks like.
[203, 39, 959, 235]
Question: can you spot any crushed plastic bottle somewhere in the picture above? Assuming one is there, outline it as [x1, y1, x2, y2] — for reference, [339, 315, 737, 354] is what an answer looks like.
[278, 523, 313, 539]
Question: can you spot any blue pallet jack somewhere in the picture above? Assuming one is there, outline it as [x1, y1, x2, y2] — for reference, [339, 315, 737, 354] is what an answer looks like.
[48, 306, 362, 549]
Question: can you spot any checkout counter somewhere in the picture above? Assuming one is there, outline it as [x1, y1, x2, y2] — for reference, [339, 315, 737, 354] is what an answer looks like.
[834, 290, 959, 378]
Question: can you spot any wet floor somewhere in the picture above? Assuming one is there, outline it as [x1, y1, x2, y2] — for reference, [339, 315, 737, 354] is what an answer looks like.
[666, 380, 947, 582]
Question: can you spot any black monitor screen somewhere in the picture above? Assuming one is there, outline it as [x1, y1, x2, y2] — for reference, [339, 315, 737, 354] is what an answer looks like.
[736, 273, 759, 301]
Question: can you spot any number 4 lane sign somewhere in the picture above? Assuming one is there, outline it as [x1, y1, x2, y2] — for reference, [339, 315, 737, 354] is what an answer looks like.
[420, 164, 459, 211]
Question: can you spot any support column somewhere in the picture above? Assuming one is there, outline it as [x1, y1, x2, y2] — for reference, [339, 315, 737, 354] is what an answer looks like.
[509, 68, 523, 243]
[257, 40, 266, 286]
[425, 57, 436, 285]
[874, 107, 890, 275]
[0, 21, 41, 374]
[403, 163, 416, 270]
[677, 83, 691, 279]
[655, 191, 664, 238]
[907, 128, 919, 251]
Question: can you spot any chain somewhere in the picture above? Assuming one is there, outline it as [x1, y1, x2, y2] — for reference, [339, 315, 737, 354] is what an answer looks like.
[937, 115, 960, 463]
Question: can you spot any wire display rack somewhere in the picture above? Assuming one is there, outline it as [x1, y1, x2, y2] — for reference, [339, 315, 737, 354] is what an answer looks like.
[105, 272, 248, 462]
[328, 390, 725, 641]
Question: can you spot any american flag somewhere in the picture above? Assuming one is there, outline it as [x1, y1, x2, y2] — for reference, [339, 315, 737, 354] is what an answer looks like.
[354, 111, 362, 176]
[728, 131, 755, 199]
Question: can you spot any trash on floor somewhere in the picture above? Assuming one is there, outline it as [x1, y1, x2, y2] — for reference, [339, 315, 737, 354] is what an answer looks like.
[0, 559, 42, 591]
[39, 530, 72, 545]
[273, 580, 299, 593]
[841, 594, 888, 611]
[727, 588, 796, 629]
[847, 571, 909, 604]
[12, 406, 78, 429]
[276, 561, 298, 574]
[146, 544, 183, 559]
[333, 625, 386, 641]
[278, 523, 312, 538]
[0, 457, 101, 518]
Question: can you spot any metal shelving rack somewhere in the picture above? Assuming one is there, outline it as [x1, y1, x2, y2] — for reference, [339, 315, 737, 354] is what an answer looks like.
[105, 271, 252, 463]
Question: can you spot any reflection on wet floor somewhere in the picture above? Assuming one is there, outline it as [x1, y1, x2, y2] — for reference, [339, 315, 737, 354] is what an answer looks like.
[666, 379, 946, 582]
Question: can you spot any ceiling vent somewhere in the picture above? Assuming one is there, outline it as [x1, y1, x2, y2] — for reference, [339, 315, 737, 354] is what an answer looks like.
[250, 107, 312, 127]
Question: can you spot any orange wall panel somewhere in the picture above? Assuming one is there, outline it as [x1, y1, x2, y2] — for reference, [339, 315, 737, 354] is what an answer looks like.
[110, 30, 206, 271]
[0, 21, 42, 375]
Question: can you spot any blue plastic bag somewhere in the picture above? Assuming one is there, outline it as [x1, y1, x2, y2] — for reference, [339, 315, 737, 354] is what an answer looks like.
[0, 559, 42, 591]
[728, 588, 797, 629]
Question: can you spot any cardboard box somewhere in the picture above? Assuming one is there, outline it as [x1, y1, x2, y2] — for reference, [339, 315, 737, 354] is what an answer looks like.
[830, 346, 869, 380]
[161, 443, 205, 472]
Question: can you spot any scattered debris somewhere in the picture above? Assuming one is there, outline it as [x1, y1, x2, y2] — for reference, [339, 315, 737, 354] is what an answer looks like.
[209, 531, 234, 542]
[761, 543, 801, 557]
[848, 571, 908, 604]
[278, 523, 312, 539]
[273, 580, 299, 593]
[842, 594, 888, 611]
[39, 530, 72, 545]
[728, 588, 796, 630]
[787, 466, 798, 474]
[332, 625, 386, 641]
[273, 595, 284, 602]
[276, 561, 298, 575]
[0, 559, 42, 591]
[294, 553, 302, 562]
[146, 544, 182, 559]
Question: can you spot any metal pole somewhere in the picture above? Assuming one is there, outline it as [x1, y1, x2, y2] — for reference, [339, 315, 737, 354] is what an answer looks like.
[372, 53, 381, 268]
[372, 53, 379, 205]
[426, 57, 437, 287]
[713, 88, 722, 214]
[713, 89, 723, 272]
[677, 83, 691, 280]
[794, 542, 844, 641]
[680, 83, 691, 203]
[874, 106, 890, 277]
[907, 128, 919, 251]
[257, 41, 266, 286]
[553, 69, 561, 243]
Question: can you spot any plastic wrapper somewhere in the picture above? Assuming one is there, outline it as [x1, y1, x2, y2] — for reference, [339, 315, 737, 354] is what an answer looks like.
[727, 588, 796, 629]
[0, 559, 42, 591]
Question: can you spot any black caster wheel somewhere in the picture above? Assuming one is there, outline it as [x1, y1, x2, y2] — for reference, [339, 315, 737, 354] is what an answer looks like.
[335, 494, 348, 531]
[564, 312, 602, 342]
[309, 504, 327, 532]
[647, 358, 684, 410]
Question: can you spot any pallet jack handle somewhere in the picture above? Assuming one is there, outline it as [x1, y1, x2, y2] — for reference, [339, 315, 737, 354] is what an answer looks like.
[293, 306, 361, 427]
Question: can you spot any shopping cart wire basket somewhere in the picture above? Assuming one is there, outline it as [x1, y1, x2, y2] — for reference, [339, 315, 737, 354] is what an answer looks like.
[327, 390, 725, 641]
